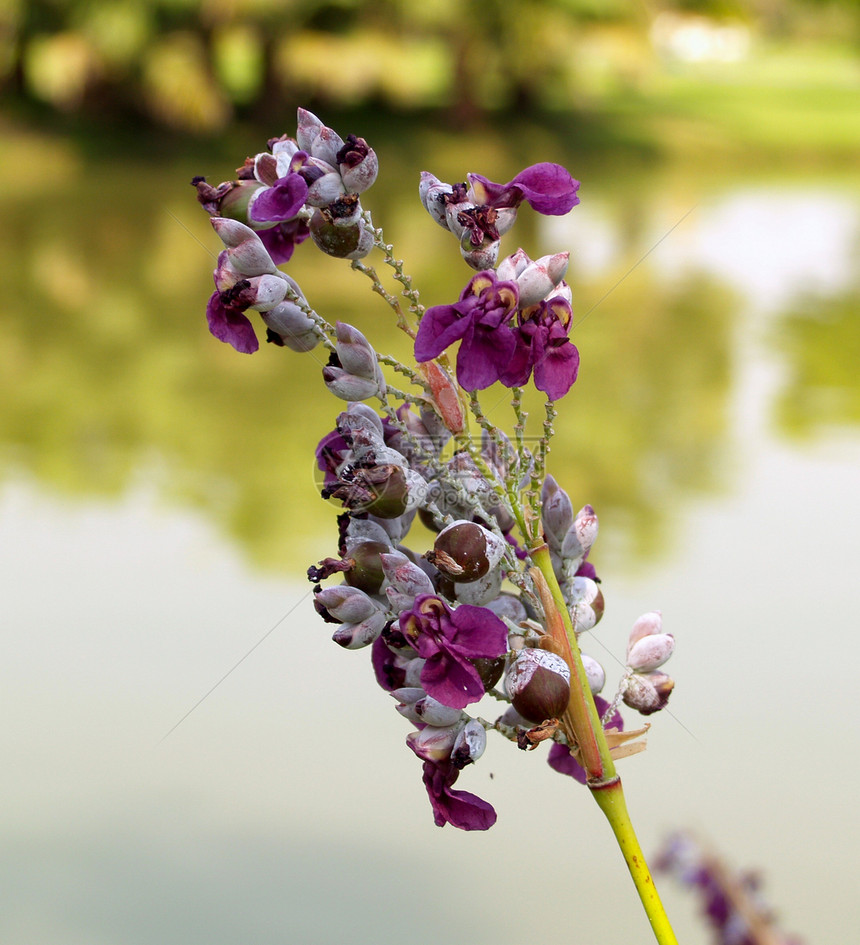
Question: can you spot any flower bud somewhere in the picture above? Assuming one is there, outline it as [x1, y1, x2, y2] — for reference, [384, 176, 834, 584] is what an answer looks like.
[418, 172, 454, 229]
[406, 723, 460, 762]
[414, 695, 464, 728]
[211, 218, 278, 276]
[296, 108, 344, 166]
[314, 584, 379, 624]
[452, 719, 487, 767]
[627, 633, 675, 673]
[381, 553, 435, 611]
[322, 367, 382, 401]
[246, 274, 289, 312]
[427, 521, 505, 583]
[569, 576, 605, 632]
[305, 166, 347, 207]
[515, 252, 570, 308]
[403, 656, 426, 688]
[581, 653, 606, 695]
[541, 475, 573, 551]
[623, 671, 674, 716]
[506, 649, 571, 723]
[452, 569, 503, 606]
[338, 134, 378, 193]
[561, 504, 598, 561]
[262, 300, 319, 352]
[627, 611, 663, 652]
[331, 610, 388, 649]
[335, 322, 378, 380]
[495, 247, 531, 282]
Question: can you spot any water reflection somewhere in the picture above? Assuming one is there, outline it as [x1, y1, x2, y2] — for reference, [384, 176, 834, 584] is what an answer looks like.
[0, 133, 857, 574]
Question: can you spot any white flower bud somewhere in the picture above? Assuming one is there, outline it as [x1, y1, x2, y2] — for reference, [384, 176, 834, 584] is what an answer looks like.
[581, 653, 606, 694]
[627, 611, 663, 652]
[452, 719, 487, 765]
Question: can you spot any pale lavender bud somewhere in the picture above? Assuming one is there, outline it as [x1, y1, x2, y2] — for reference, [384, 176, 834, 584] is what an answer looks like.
[406, 722, 460, 762]
[305, 164, 347, 208]
[380, 553, 434, 609]
[331, 610, 388, 649]
[486, 592, 527, 624]
[390, 687, 425, 705]
[262, 300, 319, 352]
[246, 274, 289, 312]
[515, 252, 570, 308]
[627, 633, 675, 673]
[581, 653, 606, 694]
[419, 172, 455, 229]
[323, 368, 382, 402]
[493, 209, 518, 237]
[338, 135, 378, 193]
[414, 695, 464, 728]
[335, 322, 378, 380]
[627, 611, 663, 651]
[541, 474, 574, 551]
[569, 576, 605, 632]
[496, 247, 531, 282]
[296, 108, 345, 166]
[315, 584, 379, 623]
[452, 719, 486, 766]
[496, 704, 532, 729]
[506, 648, 571, 723]
[210, 218, 278, 276]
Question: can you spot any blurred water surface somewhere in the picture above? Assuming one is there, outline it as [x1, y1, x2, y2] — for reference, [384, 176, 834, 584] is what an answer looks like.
[1, 121, 859, 943]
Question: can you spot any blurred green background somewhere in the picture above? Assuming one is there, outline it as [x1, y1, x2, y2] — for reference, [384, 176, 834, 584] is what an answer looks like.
[1, 2, 859, 944]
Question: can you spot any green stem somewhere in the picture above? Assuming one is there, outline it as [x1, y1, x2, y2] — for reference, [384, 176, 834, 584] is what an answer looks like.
[530, 545, 678, 945]
[591, 780, 680, 945]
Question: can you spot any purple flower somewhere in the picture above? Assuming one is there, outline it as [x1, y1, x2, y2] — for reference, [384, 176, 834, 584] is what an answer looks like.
[399, 595, 508, 710]
[500, 297, 580, 400]
[414, 271, 519, 391]
[206, 289, 259, 354]
[467, 163, 580, 216]
[421, 759, 497, 830]
[547, 696, 623, 784]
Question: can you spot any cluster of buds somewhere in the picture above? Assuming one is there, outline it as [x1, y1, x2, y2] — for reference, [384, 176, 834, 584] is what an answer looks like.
[193, 109, 679, 831]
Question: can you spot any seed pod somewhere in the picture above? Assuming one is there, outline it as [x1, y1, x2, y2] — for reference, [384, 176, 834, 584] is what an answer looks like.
[428, 521, 505, 583]
[471, 656, 506, 691]
[506, 649, 571, 723]
[343, 540, 389, 594]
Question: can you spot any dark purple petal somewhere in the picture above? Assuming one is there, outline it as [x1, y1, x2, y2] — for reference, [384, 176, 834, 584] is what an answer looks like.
[371, 636, 409, 692]
[532, 340, 580, 400]
[420, 651, 485, 710]
[447, 604, 509, 659]
[468, 163, 580, 215]
[507, 163, 581, 215]
[422, 761, 497, 830]
[497, 331, 533, 388]
[249, 174, 309, 223]
[414, 302, 472, 362]
[256, 218, 310, 265]
[455, 319, 516, 390]
[205, 291, 259, 353]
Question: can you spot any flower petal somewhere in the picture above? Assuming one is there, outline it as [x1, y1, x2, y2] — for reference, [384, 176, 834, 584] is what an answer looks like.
[448, 604, 509, 659]
[532, 341, 580, 400]
[420, 651, 485, 710]
[422, 761, 497, 830]
[249, 174, 309, 223]
[456, 319, 516, 390]
[414, 302, 471, 362]
[205, 291, 259, 353]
